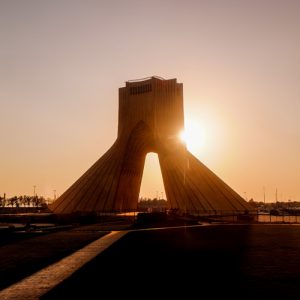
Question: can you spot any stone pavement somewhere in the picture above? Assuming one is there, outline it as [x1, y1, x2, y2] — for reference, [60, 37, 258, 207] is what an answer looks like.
[0, 231, 127, 300]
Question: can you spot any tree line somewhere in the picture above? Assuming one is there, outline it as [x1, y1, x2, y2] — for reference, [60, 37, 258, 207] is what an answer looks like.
[138, 198, 167, 209]
[0, 195, 47, 208]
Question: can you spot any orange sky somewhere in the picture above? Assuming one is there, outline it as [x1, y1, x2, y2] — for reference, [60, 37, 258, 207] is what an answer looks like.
[0, 0, 299, 202]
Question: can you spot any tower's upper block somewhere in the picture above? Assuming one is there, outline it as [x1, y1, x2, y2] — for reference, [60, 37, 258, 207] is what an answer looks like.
[118, 77, 184, 141]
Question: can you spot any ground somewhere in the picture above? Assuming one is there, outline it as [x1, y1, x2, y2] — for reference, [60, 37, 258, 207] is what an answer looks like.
[37, 224, 300, 299]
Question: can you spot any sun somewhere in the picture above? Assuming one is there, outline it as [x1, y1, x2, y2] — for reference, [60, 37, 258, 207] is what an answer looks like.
[179, 119, 206, 154]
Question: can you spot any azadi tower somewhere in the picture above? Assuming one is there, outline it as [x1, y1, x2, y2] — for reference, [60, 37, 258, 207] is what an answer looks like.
[50, 76, 252, 215]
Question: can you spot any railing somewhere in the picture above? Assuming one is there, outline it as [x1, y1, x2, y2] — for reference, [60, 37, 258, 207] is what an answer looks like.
[258, 214, 300, 223]
[126, 76, 165, 83]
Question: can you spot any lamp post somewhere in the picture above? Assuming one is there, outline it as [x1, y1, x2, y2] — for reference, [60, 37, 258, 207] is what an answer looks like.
[288, 199, 291, 223]
[33, 185, 36, 197]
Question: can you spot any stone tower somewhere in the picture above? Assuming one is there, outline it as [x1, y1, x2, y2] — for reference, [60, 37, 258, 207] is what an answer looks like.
[50, 76, 252, 215]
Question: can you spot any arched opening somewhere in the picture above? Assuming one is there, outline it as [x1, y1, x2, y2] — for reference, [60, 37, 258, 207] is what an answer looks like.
[138, 152, 167, 212]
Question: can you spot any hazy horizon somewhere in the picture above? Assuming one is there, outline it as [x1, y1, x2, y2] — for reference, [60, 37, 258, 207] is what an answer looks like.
[1, 0, 299, 202]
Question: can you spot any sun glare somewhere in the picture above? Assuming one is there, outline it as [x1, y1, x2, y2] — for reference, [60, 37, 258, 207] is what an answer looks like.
[179, 119, 206, 154]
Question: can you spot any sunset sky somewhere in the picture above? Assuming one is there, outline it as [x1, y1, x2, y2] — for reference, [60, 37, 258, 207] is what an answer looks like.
[1, 0, 299, 202]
